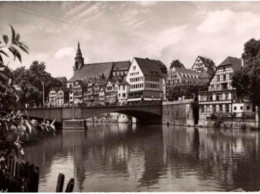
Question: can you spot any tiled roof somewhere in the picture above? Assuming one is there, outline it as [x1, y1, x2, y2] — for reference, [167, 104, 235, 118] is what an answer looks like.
[112, 61, 131, 71]
[198, 71, 210, 84]
[69, 60, 131, 82]
[218, 56, 242, 71]
[134, 57, 165, 77]
[69, 62, 113, 81]
[197, 56, 215, 68]
[173, 67, 201, 76]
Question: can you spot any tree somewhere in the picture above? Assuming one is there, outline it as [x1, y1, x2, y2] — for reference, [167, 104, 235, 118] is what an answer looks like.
[167, 84, 207, 101]
[0, 26, 55, 161]
[232, 38, 260, 106]
[0, 25, 32, 160]
[170, 60, 185, 69]
[13, 61, 63, 107]
[158, 61, 168, 74]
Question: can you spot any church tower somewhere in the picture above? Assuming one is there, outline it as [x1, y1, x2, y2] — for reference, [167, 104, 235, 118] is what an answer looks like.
[74, 42, 84, 70]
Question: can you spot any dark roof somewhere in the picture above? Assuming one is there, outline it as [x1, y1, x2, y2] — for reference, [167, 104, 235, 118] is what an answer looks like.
[173, 67, 201, 76]
[112, 61, 131, 71]
[69, 62, 114, 81]
[199, 70, 209, 79]
[56, 77, 67, 83]
[218, 56, 242, 71]
[74, 80, 88, 89]
[134, 57, 165, 77]
[95, 79, 107, 86]
[120, 78, 130, 86]
[69, 60, 131, 82]
[198, 71, 210, 84]
[198, 56, 215, 67]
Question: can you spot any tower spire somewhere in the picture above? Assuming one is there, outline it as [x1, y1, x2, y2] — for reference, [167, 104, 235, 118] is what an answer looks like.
[77, 41, 82, 56]
[74, 41, 84, 70]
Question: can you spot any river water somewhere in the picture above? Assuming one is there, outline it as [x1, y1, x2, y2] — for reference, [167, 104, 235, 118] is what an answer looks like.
[23, 123, 260, 192]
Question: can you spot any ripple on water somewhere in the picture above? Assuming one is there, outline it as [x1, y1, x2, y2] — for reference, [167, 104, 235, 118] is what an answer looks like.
[23, 124, 260, 192]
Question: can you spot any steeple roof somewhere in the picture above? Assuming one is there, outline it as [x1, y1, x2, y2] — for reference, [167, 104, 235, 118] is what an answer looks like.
[76, 41, 82, 58]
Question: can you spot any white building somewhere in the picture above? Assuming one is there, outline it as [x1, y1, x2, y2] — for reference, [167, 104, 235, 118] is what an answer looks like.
[118, 79, 130, 105]
[198, 56, 254, 123]
[126, 57, 165, 103]
[49, 88, 70, 107]
[49, 89, 58, 106]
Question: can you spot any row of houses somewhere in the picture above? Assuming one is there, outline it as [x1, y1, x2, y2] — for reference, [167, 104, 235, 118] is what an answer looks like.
[48, 43, 217, 107]
[49, 44, 168, 106]
[48, 43, 255, 122]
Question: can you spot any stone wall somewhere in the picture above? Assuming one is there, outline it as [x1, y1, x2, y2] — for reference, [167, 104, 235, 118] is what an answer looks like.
[203, 119, 257, 129]
[199, 106, 260, 129]
[162, 99, 195, 126]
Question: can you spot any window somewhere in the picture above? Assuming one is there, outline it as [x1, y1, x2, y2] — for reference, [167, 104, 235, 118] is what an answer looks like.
[226, 104, 229, 113]
[240, 105, 243, 110]
[234, 106, 237, 111]
[219, 105, 223, 112]
[223, 74, 226, 81]
[213, 105, 216, 113]
[222, 83, 228, 90]
[123, 93, 126, 97]
[201, 105, 205, 113]
[133, 66, 136, 70]
[247, 105, 250, 110]
[217, 75, 220, 82]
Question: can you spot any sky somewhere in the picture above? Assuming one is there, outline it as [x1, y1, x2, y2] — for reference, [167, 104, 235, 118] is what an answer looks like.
[1, 1, 260, 79]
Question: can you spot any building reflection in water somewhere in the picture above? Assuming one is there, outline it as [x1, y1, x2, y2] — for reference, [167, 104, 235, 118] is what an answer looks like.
[23, 124, 260, 192]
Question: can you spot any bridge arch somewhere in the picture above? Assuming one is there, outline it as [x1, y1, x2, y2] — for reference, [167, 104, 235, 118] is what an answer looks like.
[22, 105, 162, 125]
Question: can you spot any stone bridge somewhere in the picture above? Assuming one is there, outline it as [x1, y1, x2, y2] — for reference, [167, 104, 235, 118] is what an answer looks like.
[21, 104, 163, 124]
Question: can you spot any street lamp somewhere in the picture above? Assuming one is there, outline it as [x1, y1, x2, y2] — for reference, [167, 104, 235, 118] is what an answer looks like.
[42, 81, 45, 107]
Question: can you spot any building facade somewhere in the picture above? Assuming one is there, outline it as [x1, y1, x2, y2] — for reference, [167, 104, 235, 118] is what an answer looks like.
[49, 88, 70, 107]
[126, 57, 165, 103]
[73, 80, 85, 104]
[191, 56, 216, 75]
[118, 79, 130, 105]
[166, 64, 201, 100]
[198, 56, 247, 124]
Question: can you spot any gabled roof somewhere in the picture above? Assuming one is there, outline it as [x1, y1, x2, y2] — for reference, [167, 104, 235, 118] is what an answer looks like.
[218, 56, 242, 71]
[112, 61, 131, 71]
[134, 57, 165, 78]
[192, 56, 215, 69]
[208, 56, 242, 84]
[199, 56, 215, 67]
[69, 62, 114, 81]
[69, 60, 131, 82]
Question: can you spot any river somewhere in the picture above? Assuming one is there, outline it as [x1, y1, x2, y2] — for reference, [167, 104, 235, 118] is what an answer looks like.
[22, 123, 260, 192]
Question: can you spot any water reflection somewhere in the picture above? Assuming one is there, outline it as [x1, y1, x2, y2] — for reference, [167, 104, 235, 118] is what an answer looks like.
[23, 124, 260, 192]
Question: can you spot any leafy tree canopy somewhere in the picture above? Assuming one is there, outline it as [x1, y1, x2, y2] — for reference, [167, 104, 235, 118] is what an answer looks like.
[170, 60, 185, 69]
[12, 61, 63, 107]
[232, 38, 260, 106]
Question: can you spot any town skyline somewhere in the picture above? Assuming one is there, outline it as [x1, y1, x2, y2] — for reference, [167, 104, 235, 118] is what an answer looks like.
[1, 1, 260, 79]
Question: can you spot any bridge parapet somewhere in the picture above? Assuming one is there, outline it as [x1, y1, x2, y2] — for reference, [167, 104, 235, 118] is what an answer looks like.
[23, 104, 163, 125]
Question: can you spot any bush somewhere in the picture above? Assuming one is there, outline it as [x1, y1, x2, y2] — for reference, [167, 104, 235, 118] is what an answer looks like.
[213, 114, 224, 128]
